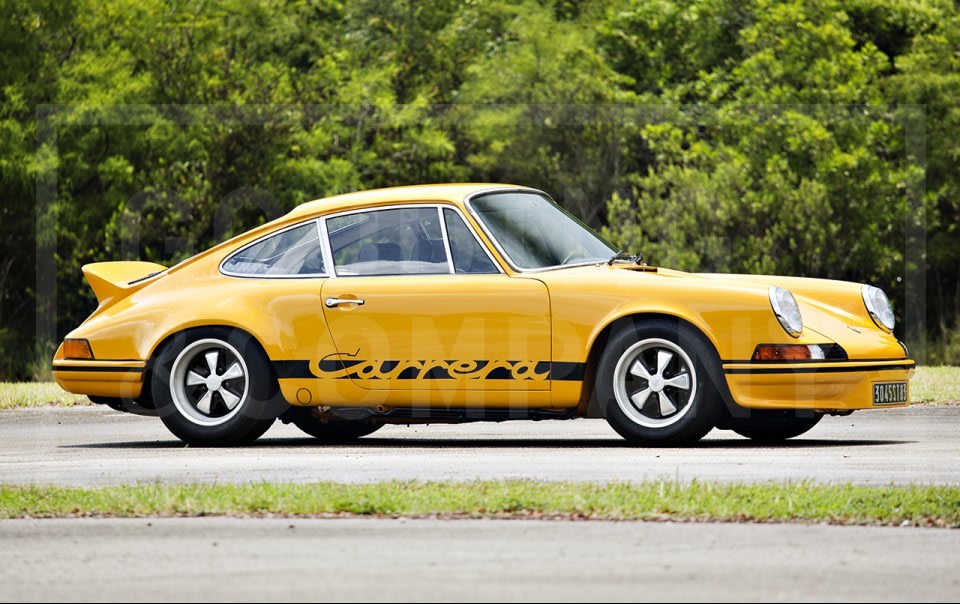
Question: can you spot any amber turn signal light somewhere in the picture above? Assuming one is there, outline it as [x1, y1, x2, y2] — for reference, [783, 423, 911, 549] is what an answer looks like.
[752, 344, 814, 361]
[63, 339, 94, 360]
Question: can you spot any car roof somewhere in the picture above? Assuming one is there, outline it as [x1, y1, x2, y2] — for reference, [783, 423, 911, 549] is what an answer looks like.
[166, 183, 538, 279]
[285, 183, 533, 220]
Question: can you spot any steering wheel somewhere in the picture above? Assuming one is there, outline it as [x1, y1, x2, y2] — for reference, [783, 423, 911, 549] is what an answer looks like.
[560, 251, 583, 265]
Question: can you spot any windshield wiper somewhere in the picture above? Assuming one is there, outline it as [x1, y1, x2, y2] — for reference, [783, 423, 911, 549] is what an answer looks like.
[607, 250, 643, 265]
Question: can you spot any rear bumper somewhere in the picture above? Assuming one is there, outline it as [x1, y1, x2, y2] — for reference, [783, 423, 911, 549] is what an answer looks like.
[723, 359, 915, 410]
[52, 360, 145, 399]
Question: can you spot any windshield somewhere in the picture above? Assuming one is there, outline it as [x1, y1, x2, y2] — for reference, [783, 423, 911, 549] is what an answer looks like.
[469, 192, 616, 270]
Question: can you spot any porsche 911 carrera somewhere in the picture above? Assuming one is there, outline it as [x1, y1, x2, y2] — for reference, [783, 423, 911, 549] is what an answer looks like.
[53, 184, 913, 446]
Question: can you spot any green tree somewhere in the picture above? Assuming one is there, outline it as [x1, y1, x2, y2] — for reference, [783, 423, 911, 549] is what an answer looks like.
[601, 0, 926, 348]
[2, 0, 960, 378]
[457, 0, 637, 223]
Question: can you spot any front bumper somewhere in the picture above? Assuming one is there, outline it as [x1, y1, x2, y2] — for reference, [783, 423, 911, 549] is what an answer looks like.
[52, 360, 146, 399]
[722, 359, 915, 410]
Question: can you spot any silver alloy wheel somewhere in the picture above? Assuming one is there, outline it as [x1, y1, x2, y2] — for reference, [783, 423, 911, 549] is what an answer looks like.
[169, 338, 250, 427]
[612, 338, 698, 429]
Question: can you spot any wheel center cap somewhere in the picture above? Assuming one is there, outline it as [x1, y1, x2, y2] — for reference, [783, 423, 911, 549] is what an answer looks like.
[649, 375, 665, 392]
[206, 375, 222, 391]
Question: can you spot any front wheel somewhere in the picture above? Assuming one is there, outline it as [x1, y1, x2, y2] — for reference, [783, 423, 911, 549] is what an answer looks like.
[595, 320, 724, 446]
[152, 329, 286, 446]
[730, 411, 823, 442]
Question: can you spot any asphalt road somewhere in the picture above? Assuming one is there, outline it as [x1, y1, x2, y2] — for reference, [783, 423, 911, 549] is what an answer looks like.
[2, 517, 959, 602]
[1, 406, 958, 486]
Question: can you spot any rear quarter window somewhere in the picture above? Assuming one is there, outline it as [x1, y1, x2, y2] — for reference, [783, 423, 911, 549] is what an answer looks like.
[221, 221, 325, 276]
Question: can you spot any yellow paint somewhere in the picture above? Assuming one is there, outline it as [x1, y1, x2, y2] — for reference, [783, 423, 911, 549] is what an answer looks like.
[54, 183, 912, 414]
[320, 275, 550, 391]
[724, 366, 913, 410]
[82, 261, 167, 307]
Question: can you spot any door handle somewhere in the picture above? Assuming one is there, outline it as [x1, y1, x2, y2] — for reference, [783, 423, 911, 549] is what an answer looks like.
[325, 297, 365, 308]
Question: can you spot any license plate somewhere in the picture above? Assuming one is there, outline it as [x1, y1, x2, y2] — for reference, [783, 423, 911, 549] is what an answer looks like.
[873, 381, 908, 405]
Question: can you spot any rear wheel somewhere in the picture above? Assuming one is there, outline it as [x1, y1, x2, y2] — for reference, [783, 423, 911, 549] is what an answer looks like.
[152, 329, 286, 446]
[730, 410, 823, 442]
[596, 319, 724, 446]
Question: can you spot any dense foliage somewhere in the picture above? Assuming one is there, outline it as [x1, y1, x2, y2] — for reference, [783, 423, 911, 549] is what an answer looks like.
[2, 0, 958, 379]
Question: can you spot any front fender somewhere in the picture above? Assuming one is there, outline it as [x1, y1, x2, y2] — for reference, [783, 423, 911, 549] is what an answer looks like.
[699, 274, 877, 330]
[538, 266, 812, 365]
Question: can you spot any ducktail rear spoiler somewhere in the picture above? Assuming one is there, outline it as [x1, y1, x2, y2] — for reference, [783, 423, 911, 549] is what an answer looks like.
[82, 261, 167, 307]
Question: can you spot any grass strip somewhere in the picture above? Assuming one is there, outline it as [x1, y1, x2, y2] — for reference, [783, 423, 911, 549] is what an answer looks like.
[2, 481, 958, 526]
[0, 382, 88, 409]
[910, 366, 960, 405]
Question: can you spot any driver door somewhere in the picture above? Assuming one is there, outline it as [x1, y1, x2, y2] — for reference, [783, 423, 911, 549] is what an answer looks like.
[319, 205, 551, 392]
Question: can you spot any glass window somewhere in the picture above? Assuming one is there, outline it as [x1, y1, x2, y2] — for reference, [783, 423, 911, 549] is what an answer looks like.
[443, 209, 499, 274]
[327, 207, 450, 276]
[470, 192, 616, 270]
[222, 222, 325, 276]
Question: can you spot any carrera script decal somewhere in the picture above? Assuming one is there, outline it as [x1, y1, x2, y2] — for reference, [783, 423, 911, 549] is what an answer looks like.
[272, 356, 586, 381]
[316, 350, 550, 381]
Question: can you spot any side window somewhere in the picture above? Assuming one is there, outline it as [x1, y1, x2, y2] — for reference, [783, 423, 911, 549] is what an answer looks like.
[222, 222, 325, 276]
[327, 207, 450, 276]
[443, 209, 499, 274]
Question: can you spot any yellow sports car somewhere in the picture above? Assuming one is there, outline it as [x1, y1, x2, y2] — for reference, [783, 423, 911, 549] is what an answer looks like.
[54, 184, 913, 446]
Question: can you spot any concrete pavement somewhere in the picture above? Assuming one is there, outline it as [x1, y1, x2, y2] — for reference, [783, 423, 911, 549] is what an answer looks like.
[2, 517, 958, 602]
[0, 406, 958, 486]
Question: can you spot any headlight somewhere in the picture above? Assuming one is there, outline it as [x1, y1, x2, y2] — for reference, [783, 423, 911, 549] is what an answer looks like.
[769, 286, 803, 337]
[862, 285, 895, 332]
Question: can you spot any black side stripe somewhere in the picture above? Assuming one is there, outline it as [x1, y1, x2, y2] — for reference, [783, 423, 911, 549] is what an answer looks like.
[724, 363, 914, 375]
[272, 360, 587, 381]
[273, 360, 313, 379]
[550, 362, 586, 381]
[52, 365, 144, 374]
[723, 357, 910, 365]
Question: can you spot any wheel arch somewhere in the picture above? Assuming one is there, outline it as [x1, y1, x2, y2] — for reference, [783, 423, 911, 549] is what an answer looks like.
[144, 320, 275, 362]
[141, 324, 279, 405]
[580, 312, 734, 417]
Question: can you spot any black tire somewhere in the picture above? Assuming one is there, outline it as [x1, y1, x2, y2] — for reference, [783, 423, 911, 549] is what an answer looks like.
[595, 319, 724, 446]
[88, 396, 127, 412]
[151, 327, 287, 446]
[730, 410, 823, 442]
[88, 395, 157, 416]
[290, 414, 383, 441]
